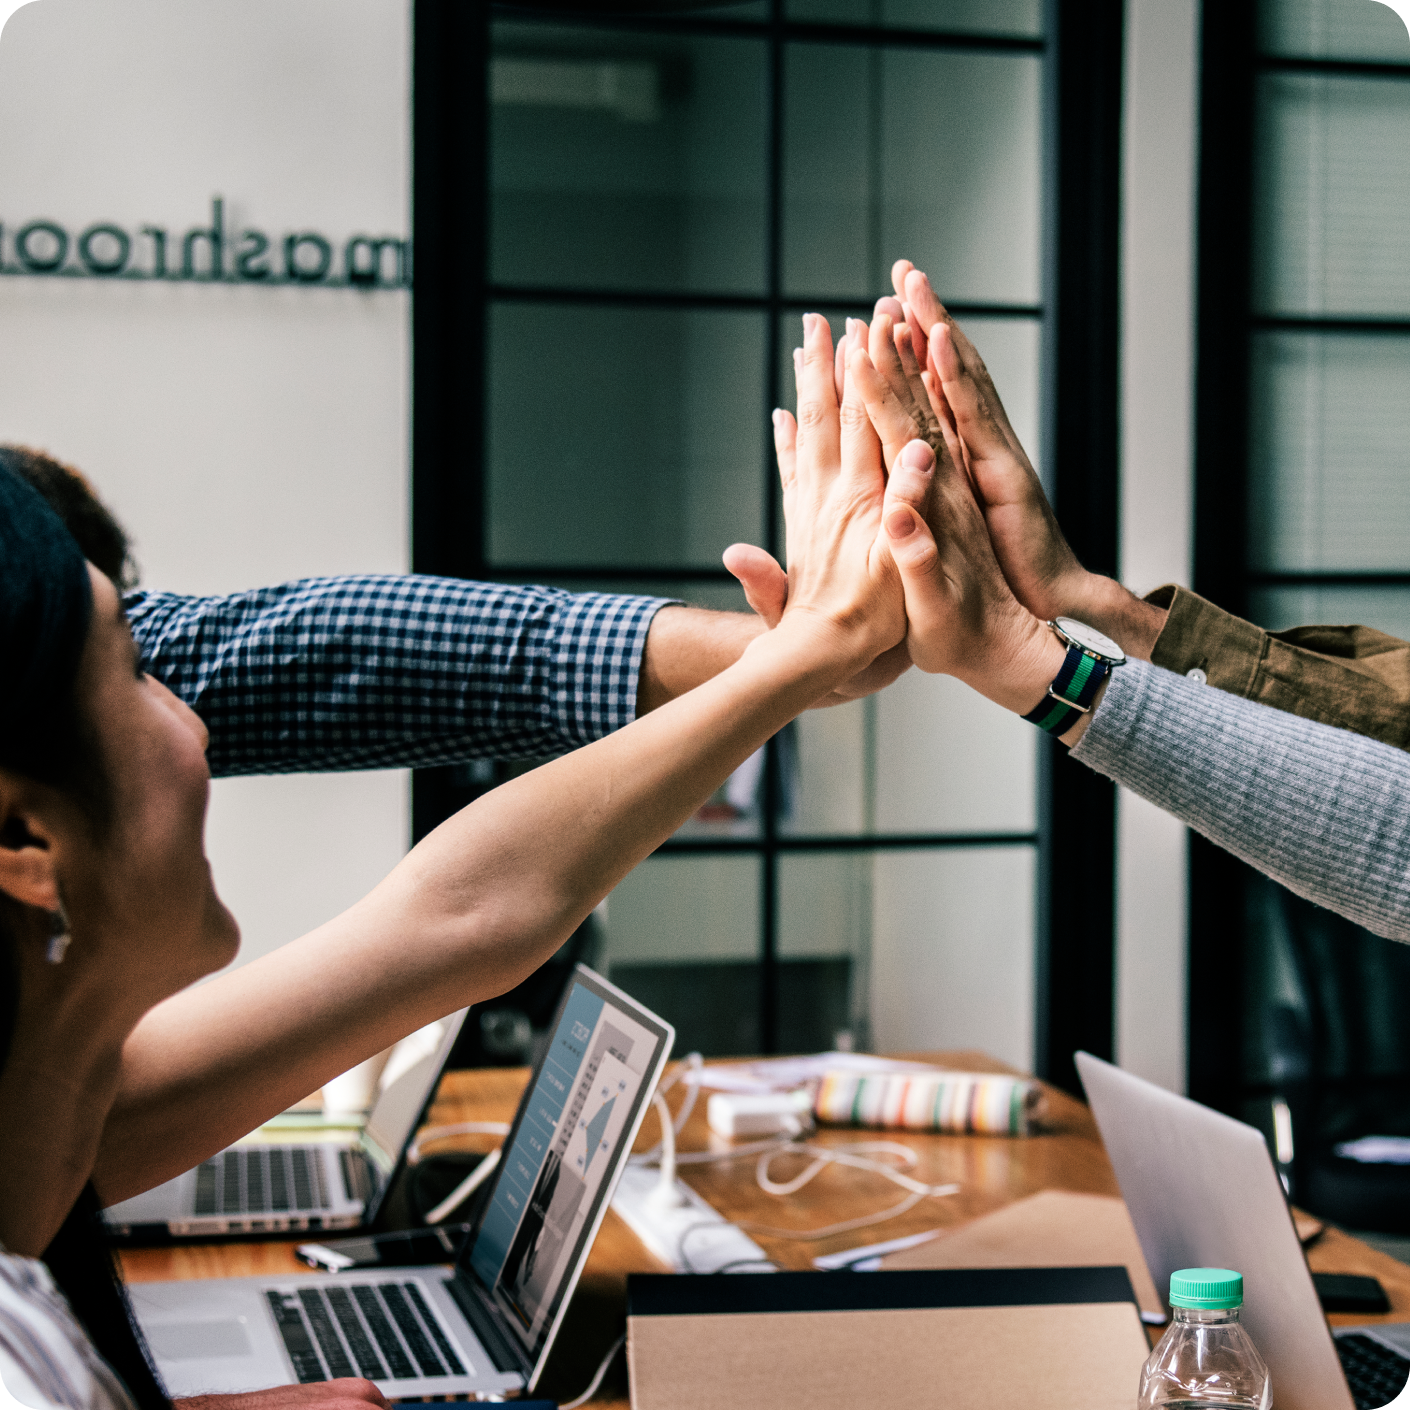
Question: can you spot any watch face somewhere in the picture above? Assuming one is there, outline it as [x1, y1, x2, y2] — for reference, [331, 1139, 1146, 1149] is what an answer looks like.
[1052, 617, 1126, 664]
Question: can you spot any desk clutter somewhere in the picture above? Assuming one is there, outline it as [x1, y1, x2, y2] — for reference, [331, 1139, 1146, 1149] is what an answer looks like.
[813, 1067, 1046, 1136]
[117, 1047, 1410, 1410]
[697, 1050, 1048, 1136]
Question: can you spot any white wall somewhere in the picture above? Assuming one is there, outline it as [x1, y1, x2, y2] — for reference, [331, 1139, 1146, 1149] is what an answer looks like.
[870, 847, 1036, 1069]
[0, 0, 412, 967]
[1116, 0, 1199, 1091]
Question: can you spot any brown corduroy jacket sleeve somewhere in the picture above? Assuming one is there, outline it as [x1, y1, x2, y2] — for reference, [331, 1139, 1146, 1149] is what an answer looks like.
[1145, 584, 1410, 752]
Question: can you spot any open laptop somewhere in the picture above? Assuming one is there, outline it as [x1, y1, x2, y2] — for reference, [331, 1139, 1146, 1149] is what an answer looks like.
[1077, 1051, 1410, 1410]
[129, 966, 674, 1400]
[104, 1009, 469, 1239]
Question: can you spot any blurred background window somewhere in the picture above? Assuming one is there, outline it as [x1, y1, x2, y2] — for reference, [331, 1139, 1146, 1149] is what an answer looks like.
[415, 0, 1058, 1069]
[0, 0, 1128, 1089]
[1197, 0, 1410, 1246]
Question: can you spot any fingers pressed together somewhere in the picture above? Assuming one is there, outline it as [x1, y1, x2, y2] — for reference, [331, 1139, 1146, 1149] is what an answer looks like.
[722, 285, 1042, 694]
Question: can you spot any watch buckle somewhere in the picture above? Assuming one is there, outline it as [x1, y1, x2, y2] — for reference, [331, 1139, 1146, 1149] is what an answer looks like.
[1047, 684, 1092, 713]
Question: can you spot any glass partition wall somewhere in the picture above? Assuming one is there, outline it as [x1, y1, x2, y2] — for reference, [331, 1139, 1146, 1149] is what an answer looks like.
[415, 1, 1054, 1065]
[1195, 0, 1410, 1109]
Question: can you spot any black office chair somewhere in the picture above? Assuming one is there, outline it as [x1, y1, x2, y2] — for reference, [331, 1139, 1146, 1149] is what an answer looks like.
[1259, 884, 1410, 1233]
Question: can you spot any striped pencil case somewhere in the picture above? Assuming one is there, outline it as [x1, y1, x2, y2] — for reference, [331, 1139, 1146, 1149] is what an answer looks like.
[813, 1069, 1046, 1136]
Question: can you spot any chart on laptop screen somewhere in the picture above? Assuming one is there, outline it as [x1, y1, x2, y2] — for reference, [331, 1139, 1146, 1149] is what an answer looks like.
[471, 982, 657, 1343]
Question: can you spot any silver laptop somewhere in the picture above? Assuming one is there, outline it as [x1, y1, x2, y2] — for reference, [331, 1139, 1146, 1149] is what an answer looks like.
[129, 966, 674, 1400]
[105, 1010, 469, 1238]
[1077, 1051, 1410, 1410]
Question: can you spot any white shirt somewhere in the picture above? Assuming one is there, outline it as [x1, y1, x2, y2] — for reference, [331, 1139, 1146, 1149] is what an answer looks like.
[0, 1249, 136, 1410]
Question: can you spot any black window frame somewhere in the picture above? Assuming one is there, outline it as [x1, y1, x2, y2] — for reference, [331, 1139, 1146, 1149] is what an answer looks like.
[411, 0, 1123, 1082]
[1190, 0, 1410, 1110]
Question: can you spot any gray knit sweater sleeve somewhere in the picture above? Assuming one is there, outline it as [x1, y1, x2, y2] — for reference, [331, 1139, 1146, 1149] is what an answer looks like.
[1071, 658, 1410, 942]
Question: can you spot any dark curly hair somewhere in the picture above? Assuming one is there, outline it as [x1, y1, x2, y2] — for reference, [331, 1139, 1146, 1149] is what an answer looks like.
[0, 444, 137, 589]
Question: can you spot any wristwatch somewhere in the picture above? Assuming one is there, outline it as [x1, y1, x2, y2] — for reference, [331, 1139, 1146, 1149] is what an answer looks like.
[1021, 617, 1126, 736]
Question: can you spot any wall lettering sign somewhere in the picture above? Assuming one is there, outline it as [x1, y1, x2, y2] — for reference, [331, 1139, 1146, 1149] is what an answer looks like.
[0, 198, 410, 288]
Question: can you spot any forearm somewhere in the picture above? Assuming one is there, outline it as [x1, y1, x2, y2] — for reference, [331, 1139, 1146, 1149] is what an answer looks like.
[1071, 660, 1410, 940]
[636, 605, 766, 714]
[92, 621, 854, 1200]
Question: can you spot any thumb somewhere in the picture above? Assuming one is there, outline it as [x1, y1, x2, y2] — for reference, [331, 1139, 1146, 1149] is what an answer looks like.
[887, 436, 937, 523]
[723, 543, 788, 627]
[881, 442, 952, 674]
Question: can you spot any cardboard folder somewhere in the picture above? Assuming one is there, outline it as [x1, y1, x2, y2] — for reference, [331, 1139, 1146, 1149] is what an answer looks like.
[881, 1188, 1165, 1320]
[626, 1266, 1150, 1410]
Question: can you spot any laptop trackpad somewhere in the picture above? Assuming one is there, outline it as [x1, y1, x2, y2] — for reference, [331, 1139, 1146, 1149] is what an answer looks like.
[145, 1321, 254, 1361]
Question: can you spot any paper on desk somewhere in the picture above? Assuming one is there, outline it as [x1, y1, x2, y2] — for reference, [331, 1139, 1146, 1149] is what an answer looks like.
[879, 1188, 1166, 1321]
[813, 1228, 947, 1270]
[696, 1052, 941, 1093]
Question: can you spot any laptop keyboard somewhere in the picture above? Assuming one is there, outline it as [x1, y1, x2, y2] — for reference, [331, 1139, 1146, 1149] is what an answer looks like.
[267, 1284, 467, 1383]
[1337, 1333, 1410, 1409]
[193, 1146, 331, 1215]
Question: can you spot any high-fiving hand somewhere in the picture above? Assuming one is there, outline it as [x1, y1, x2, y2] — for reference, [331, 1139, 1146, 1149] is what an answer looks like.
[870, 260, 1088, 625]
[727, 311, 1073, 728]
[724, 316, 917, 705]
[870, 260, 1166, 661]
[730, 258, 1170, 734]
[748, 312, 910, 689]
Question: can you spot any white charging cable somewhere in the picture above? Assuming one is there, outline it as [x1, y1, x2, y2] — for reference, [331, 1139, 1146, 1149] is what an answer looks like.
[560, 1332, 625, 1410]
[405, 1120, 510, 1225]
[632, 1061, 960, 1246]
[629, 1052, 703, 1166]
[645, 1090, 689, 1211]
[737, 1139, 959, 1240]
[406, 1120, 510, 1166]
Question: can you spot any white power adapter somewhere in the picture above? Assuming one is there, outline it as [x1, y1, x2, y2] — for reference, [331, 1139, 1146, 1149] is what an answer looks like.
[706, 1089, 813, 1139]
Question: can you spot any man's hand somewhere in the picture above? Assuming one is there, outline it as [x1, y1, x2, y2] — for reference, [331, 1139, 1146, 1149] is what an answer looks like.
[877, 436, 1096, 743]
[175, 1379, 389, 1410]
[870, 260, 1166, 660]
[880, 262, 1090, 623]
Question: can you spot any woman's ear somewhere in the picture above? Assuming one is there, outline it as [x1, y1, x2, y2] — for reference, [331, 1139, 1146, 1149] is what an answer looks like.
[0, 776, 60, 912]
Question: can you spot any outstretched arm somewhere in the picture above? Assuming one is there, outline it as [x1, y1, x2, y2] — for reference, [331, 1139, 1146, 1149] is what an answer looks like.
[129, 574, 904, 777]
[866, 423, 1410, 947]
[93, 315, 906, 1203]
[128, 577, 673, 773]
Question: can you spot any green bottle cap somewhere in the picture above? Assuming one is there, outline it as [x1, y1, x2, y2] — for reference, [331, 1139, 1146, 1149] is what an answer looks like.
[1169, 1268, 1244, 1310]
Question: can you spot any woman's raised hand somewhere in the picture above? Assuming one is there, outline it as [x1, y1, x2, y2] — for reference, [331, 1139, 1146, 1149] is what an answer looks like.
[876, 261, 1093, 626]
[757, 313, 908, 680]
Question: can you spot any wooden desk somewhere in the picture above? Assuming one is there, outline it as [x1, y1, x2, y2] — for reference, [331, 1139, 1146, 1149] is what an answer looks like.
[120, 1053, 1410, 1407]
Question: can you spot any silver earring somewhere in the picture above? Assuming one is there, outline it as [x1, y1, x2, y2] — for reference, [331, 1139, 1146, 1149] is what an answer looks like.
[46, 904, 70, 965]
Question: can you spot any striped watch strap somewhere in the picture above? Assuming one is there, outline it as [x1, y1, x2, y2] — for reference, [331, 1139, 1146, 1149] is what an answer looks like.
[1021, 643, 1111, 736]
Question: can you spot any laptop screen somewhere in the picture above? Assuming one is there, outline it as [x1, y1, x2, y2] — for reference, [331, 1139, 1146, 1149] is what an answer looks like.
[467, 967, 673, 1365]
[361, 1008, 469, 1179]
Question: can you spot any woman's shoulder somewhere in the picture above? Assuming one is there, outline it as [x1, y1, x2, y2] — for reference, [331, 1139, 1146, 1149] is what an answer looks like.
[0, 1251, 139, 1410]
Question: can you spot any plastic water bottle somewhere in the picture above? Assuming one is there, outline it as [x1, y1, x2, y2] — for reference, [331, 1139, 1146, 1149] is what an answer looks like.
[1138, 1268, 1272, 1409]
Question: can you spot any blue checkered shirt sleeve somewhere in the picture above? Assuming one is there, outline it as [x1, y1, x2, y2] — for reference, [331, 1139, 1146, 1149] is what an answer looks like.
[125, 575, 674, 777]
